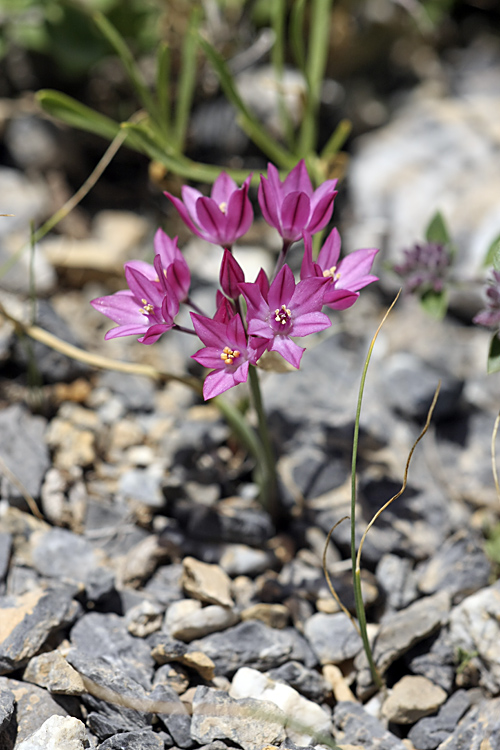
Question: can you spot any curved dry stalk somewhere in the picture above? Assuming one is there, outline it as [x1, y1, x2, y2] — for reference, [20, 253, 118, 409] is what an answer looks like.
[491, 409, 500, 504]
[355, 381, 441, 575]
[0, 454, 44, 519]
[0, 300, 202, 394]
[322, 515, 360, 635]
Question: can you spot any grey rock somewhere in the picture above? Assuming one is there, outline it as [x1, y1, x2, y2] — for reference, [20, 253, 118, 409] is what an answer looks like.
[23, 650, 85, 695]
[448, 580, 500, 692]
[158, 713, 193, 749]
[437, 697, 500, 750]
[281, 627, 318, 669]
[16, 716, 87, 750]
[0, 404, 50, 501]
[31, 527, 115, 603]
[0, 676, 68, 745]
[166, 601, 239, 642]
[355, 590, 451, 694]
[278, 445, 349, 503]
[153, 663, 190, 695]
[376, 553, 418, 611]
[191, 685, 286, 750]
[98, 371, 155, 412]
[0, 533, 12, 590]
[382, 675, 447, 724]
[0, 686, 15, 750]
[189, 620, 294, 676]
[266, 661, 331, 703]
[219, 544, 274, 577]
[416, 529, 491, 603]
[333, 700, 407, 749]
[0, 587, 80, 674]
[85, 697, 152, 741]
[185, 505, 274, 547]
[304, 612, 362, 665]
[118, 468, 165, 508]
[99, 730, 166, 749]
[12, 300, 89, 383]
[379, 353, 463, 421]
[406, 629, 456, 693]
[5, 114, 62, 171]
[70, 612, 155, 689]
[407, 690, 470, 750]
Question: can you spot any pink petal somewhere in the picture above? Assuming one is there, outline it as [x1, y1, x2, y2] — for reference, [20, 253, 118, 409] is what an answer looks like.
[307, 184, 337, 235]
[258, 178, 280, 230]
[140, 323, 172, 344]
[181, 185, 203, 224]
[300, 232, 322, 280]
[105, 323, 148, 340]
[124, 260, 157, 280]
[164, 191, 203, 239]
[153, 228, 178, 266]
[291, 276, 329, 315]
[239, 282, 268, 320]
[324, 288, 359, 310]
[91, 291, 143, 326]
[280, 192, 311, 240]
[336, 248, 379, 291]
[290, 311, 331, 337]
[191, 313, 227, 348]
[192, 347, 227, 369]
[203, 369, 238, 399]
[247, 318, 274, 338]
[268, 265, 296, 310]
[270, 336, 305, 369]
[317, 227, 342, 269]
[211, 172, 238, 205]
[283, 159, 313, 197]
[225, 185, 253, 243]
[196, 197, 225, 243]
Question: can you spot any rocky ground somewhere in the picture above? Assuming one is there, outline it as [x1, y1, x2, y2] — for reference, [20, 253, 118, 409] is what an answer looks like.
[2, 24, 500, 750]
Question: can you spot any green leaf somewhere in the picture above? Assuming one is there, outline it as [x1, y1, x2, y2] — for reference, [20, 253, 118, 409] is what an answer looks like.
[92, 11, 158, 121]
[420, 288, 448, 319]
[320, 118, 352, 160]
[290, 0, 307, 75]
[174, 7, 201, 152]
[36, 90, 121, 141]
[484, 234, 500, 271]
[425, 211, 451, 246]
[487, 334, 500, 374]
[199, 36, 295, 169]
[156, 42, 171, 137]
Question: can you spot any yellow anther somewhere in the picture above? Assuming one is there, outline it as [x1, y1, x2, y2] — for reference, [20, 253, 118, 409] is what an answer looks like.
[219, 201, 227, 214]
[323, 266, 341, 282]
[220, 345, 241, 365]
[274, 304, 292, 325]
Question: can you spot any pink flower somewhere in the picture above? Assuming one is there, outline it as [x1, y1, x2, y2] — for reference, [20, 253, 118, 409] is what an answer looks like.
[301, 229, 378, 310]
[124, 229, 191, 303]
[164, 172, 253, 248]
[258, 160, 338, 244]
[220, 248, 245, 300]
[239, 265, 331, 369]
[191, 312, 266, 400]
[91, 255, 179, 344]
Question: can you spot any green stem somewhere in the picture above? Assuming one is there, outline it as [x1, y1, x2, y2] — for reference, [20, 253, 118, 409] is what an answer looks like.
[248, 365, 280, 521]
[349, 298, 400, 691]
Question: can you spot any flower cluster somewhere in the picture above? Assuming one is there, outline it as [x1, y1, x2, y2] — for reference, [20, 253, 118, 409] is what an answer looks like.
[92, 160, 378, 400]
[473, 269, 500, 332]
[393, 241, 451, 294]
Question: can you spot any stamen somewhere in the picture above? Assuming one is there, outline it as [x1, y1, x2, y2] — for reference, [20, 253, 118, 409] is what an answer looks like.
[220, 345, 241, 365]
[323, 266, 341, 282]
[274, 304, 292, 325]
[219, 201, 227, 214]
[139, 298, 154, 315]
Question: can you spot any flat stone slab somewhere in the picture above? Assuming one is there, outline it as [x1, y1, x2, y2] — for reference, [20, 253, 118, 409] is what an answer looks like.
[0, 588, 80, 674]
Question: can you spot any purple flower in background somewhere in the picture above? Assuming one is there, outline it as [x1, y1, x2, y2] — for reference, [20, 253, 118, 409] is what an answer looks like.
[239, 264, 331, 369]
[91, 255, 179, 344]
[191, 312, 266, 399]
[164, 172, 253, 248]
[258, 160, 337, 245]
[473, 270, 500, 330]
[393, 241, 451, 294]
[301, 229, 378, 310]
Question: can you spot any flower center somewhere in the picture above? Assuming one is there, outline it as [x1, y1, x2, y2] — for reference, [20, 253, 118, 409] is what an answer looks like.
[140, 298, 154, 316]
[219, 201, 227, 214]
[221, 345, 241, 365]
[323, 266, 341, 282]
[274, 304, 292, 326]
